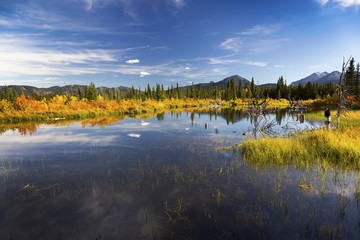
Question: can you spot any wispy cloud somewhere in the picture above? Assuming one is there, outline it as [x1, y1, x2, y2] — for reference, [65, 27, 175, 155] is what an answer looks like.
[83, 0, 94, 11]
[0, 34, 116, 77]
[317, 0, 329, 6]
[317, 0, 360, 7]
[0, 33, 198, 81]
[209, 58, 239, 65]
[240, 24, 282, 35]
[334, 0, 360, 7]
[0, 18, 13, 27]
[274, 64, 285, 68]
[170, 0, 186, 9]
[209, 55, 267, 67]
[243, 61, 268, 67]
[246, 38, 290, 54]
[126, 59, 140, 64]
[219, 38, 242, 52]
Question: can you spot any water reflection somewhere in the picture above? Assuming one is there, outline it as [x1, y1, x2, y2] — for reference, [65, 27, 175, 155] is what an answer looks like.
[0, 109, 317, 137]
[0, 111, 357, 239]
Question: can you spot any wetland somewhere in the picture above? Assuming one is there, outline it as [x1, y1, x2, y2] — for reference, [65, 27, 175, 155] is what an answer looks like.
[0, 109, 359, 239]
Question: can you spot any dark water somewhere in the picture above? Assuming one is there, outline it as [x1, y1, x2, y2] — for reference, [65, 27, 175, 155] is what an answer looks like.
[0, 110, 359, 239]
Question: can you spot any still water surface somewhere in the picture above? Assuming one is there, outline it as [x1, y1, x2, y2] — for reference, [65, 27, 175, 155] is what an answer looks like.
[0, 110, 359, 239]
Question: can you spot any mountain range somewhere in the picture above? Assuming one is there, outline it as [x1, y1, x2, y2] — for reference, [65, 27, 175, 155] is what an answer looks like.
[289, 71, 342, 86]
[0, 71, 345, 97]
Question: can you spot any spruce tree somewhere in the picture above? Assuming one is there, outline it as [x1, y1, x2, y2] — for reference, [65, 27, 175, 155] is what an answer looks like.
[345, 57, 356, 95]
[85, 82, 97, 100]
[356, 63, 360, 99]
[176, 83, 181, 99]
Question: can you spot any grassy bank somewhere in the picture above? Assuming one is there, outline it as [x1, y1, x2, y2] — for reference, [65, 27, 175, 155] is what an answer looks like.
[0, 95, 309, 123]
[0, 96, 220, 123]
[240, 111, 360, 169]
[0, 92, 341, 123]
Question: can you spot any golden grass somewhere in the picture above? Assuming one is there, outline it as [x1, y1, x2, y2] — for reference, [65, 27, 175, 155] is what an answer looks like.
[305, 109, 360, 127]
[241, 124, 360, 169]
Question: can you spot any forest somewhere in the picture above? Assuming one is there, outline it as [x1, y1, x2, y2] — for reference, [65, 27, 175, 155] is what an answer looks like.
[0, 58, 359, 123]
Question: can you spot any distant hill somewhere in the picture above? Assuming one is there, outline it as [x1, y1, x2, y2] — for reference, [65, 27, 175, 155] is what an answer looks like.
[315, 71, 342, 85]
[192, 75, 251, 90]
[0, 85, 131, 97]
[0, 70, 352, 98]
[290, 71, 341, 86]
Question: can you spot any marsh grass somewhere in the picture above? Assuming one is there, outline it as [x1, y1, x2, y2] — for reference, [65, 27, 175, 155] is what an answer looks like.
[306, 109, 360, 126]
[241, 124, 360, 169]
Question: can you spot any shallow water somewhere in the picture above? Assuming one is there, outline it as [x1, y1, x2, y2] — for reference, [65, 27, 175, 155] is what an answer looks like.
[0, 110, 358, 239]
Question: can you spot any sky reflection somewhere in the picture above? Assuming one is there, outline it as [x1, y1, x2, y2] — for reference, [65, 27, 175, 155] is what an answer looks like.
[0, 110, 357, 239]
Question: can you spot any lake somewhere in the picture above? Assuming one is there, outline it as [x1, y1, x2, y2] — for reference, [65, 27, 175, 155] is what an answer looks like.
[0, 109, 359, 239]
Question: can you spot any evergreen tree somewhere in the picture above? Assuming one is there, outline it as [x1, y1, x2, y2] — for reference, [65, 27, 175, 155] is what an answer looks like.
[114, 87, 122, 100]
[250, 77, 255, 98]
[146, 84, 152, 99]
[190, 83, 196, 99]
[77, 87, 83, 99]
[237, 81, 244, 99]
[345, 57, 356, 95]
[9, 88, 16, 102]
[1, 85, 10, 100]
[356, 63, 360, 99]
[231, 78, 237, 100]
[85, 82, 97, 100]
[155, 84, 164, 101]
[176, 83, 182, 99]
[214, 86, 219, 100]
[274, 76, 290, 99]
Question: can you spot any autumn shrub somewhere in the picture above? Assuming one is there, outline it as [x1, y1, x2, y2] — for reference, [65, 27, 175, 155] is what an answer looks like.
[0, 100, 14, 113]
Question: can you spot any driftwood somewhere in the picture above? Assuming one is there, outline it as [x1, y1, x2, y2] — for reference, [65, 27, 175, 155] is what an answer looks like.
[337, 56, 352, 125]
[246, 97, 278, 138]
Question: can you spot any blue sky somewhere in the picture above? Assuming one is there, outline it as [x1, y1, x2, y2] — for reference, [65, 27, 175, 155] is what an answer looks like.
[0, 0, 359, 88]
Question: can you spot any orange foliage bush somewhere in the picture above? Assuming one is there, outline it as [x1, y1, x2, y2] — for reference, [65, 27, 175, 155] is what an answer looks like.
[15, 96, 48, 113]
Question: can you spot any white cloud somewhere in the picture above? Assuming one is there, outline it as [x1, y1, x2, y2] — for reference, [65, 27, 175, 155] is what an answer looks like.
[243, 61, 268, 67]
[274, 64, 285, 68]
[334, 0, 360, 7]
[318, 0, 360, 7]
[84, 0, 94, 11]
[185, 66, 191, 70]
[0, 34, 119, 77]
[240, 24, 281, 35]
[317, 0, 329, 6]
[209, 56, 267, 67]
[0, 18, 13, 27]
[241, 61, 268, 67]
[126, 59, 140, 64]
[219, 38, 242, 52]
[140, 71, 151, 77]
[209, 57, 239, 65]
[172, 0, 186, 8]
[246, 38, 290, 54]
[0, 47, 116, 67]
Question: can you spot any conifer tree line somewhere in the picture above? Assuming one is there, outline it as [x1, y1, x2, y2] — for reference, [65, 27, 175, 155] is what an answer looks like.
[1, 58, 359, 102]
